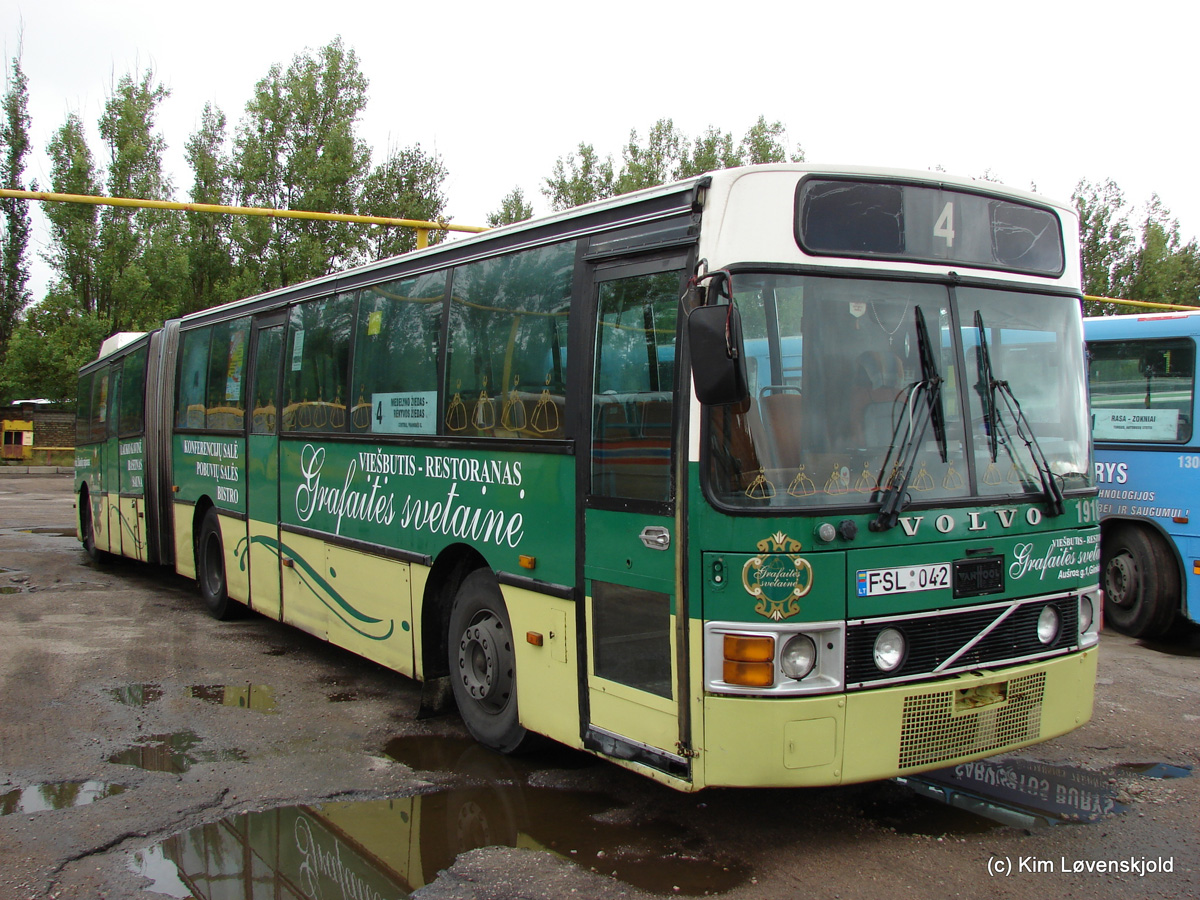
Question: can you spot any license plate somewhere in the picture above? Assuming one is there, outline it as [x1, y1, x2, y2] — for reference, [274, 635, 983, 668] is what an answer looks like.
[856, 563, 951, 597]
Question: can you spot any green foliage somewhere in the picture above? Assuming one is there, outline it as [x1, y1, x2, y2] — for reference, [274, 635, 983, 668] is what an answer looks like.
[543, 116, 806, 211]
[1, 53, 33, 361]
[487, 187, 534, 227]
[1076, 179, 1200, 315]
[542, 143, 615, 212]
[0, 289, 109, 402]
[95, 69, 187, 329]
[183, 103, 236, 314]
[45, 113, 101, 312]
[231, 37, 371, 291]
[360, 144, 449, 260]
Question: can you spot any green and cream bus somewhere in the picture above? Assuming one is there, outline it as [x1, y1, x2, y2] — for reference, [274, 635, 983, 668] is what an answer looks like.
[75, 164, 1100, 790]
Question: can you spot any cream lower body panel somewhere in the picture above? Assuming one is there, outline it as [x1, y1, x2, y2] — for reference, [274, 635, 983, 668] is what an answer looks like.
[700, 649, 1098, 788]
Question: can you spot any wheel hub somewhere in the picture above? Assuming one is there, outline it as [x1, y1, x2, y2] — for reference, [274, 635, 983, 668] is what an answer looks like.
[1105, 553, 1137, 609]
[457, 612, 510, 711]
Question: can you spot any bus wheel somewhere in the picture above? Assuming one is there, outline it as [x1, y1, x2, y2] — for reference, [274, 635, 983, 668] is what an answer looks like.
[448, 569, 535, 754]
[197, 508, 235, 620]
[81, 492, 108, 563]
[1102, 526, 1179, 638]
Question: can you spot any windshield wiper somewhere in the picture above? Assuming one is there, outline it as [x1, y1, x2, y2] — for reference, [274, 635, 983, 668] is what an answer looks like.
[870, 307, 946, 532]
[974, 311, 1065, 517]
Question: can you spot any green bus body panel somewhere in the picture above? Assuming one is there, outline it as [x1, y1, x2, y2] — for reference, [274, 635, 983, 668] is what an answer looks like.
[118, 437, 146, 496]
[174, 434, 247, 513]
[584, 507, 675, 594]
[688, 466, 1099, 623]
[274, 440, 576, 586]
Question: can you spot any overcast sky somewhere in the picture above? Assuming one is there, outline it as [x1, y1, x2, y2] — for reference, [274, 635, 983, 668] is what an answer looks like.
[4, 0, 1195, 300]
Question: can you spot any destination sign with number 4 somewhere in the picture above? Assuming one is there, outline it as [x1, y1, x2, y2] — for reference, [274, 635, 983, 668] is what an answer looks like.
[856, 563, 951, 597]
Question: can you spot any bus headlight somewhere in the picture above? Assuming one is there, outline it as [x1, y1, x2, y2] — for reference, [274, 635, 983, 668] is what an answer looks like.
[1078, 591, 1101, 647]
[873, 627, 906, 672]
[780, 634, 817, 680]
[1037, 605, 1061, 645]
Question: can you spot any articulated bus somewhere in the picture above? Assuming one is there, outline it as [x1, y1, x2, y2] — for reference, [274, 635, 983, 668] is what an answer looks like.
[1086, 310, 1200, 637]
[75, 164, 1100, 790]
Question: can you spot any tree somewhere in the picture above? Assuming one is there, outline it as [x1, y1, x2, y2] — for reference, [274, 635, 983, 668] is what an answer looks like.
[0, 53, 32, 362]
[543, 116, 807, 212]
[542, 142, 616, 212]
[1125, 196, 1200, 309]
[96, 69, 185, 329]
[487, 187, 534, 227]
[359, 143, 448, 260]
[740, 115, 803, 165]
[615, 118, 686, 194]
[183, 103, 236, 313]
[44, 113, 102, 314]
[0, 289, 108, 402]
[1074, 178, 1136, 312]
[680, 126, 741, 178]
[231, 37, 371, 292]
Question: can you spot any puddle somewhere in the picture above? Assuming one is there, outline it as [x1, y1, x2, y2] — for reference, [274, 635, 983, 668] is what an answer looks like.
[383, 733, 596, 780]
[262, 646, 289, 656]
[1, 780, 126, 816]
[1120, 762, 1193, 779]
[132, 782, 748, 898]
[895, 758, 1128, 829]
[108, 731, 247, 774]
[0, 586, 21, 594]
[108, 684, 164, 707]
[187, 683, 278, 713]
[327, 690, 359, 702]
[18, 526, 77, 537]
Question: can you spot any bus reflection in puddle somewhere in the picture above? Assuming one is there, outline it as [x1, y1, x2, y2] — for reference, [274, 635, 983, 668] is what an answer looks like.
[131, 735, 748, 899]
[892, 757, 1172, 829]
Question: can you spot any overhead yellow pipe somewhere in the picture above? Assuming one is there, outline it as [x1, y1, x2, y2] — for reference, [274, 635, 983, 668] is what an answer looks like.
[1084, 295, 1200, 312]
[0, 188, 488, 250]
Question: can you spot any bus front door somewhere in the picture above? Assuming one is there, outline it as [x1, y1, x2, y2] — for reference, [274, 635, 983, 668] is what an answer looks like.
[246, 317, 284, 619]
[582, 255, 691, 780]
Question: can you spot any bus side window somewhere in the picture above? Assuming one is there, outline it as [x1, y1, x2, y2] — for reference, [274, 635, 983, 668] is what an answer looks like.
[120, 346, 148, 435]
[205, 317, 251, 432]
[76, 371, 94, 444]
[176, 327, 212, 430]
[444, 241, 574, 439]
[591, 269, 680, 502]
[283, 295, 356, 433]
[350, 271, 446, 436]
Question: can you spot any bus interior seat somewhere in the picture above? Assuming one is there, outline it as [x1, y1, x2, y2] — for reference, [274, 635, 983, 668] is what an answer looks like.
[759, 389, 803, 469]
[851, 351, 906, 446]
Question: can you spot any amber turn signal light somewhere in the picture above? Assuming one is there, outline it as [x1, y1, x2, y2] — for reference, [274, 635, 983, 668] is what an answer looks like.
[723, 633, 774, 662]
[723, 660, 775, 687]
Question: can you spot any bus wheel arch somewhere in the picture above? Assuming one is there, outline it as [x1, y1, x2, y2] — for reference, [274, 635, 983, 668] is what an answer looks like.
[1101, 521, 1180, 638]
[194, 502, 236, 620]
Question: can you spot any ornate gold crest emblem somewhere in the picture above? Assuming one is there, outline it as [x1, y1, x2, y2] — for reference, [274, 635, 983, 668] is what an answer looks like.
[741, 532, 814, 621]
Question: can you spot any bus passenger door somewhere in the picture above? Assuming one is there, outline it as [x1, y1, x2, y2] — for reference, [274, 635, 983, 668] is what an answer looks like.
[582, 254, 691, 780]
[246, 317, 285, 620]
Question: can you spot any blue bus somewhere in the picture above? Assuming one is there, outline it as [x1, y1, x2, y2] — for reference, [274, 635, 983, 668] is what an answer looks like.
[1086, 310, 1200, 637]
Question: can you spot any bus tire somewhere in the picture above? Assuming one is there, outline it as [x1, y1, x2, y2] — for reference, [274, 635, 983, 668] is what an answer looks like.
[448, 569, 535, 754]
[1101, 526, 1179, 638]
[197, 508, 236, 620]
[81, 491, 108, 564]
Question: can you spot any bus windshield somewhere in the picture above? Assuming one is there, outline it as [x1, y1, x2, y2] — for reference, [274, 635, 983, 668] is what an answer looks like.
[705, 274, 1092, 509]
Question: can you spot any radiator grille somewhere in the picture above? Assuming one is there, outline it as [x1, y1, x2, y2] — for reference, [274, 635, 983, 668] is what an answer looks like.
[898, 671, 1045, 769]
[846, 598, 1077, 687]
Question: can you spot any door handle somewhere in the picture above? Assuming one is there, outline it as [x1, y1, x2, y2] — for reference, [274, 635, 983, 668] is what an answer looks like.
[638, 525, 671, 551]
